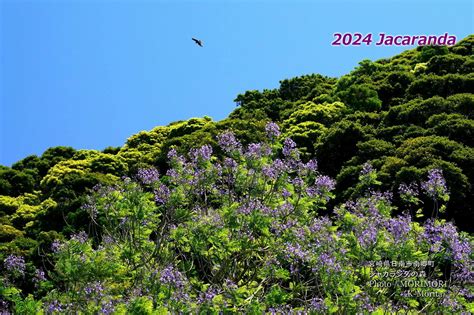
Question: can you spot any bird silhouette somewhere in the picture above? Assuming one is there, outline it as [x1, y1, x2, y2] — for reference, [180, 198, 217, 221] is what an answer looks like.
[192, 38, 203, 47]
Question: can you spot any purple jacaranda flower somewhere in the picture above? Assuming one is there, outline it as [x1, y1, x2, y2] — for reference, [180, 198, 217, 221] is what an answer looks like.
[440, 294, 461, 311]
[309, 216, 332, 234]
[304, 159, 318, 172]
[81, 198, 98, 220]
[33, 268, 46, 282]
[71, 231, 88, 244]
[272, 217, 298, 236]
[313, 252, 341, 272]
[398, 182, 419, 198]
[84, 281, 105, 298]
[357, 224, 378, 248]
[385, 214, 411, 243]
[421, 168, 448, 199]
[262, 165, 276, 179]
[197, 287, 220, 304]
[293, 227, 306, 240]
[100, 300, 115, 315]
[281, 188, 291, 199]
[159, 265, 187, 290]
[263, 159, 287, 180]
[423, 219, 454, 253]
[4, 254, 26, 275]
[361, 162, 375, 176]
[137, 167, 160, 184]
[341, 191, 391, 221]
[167, 148, 178, 160]
[282, 138, 297, 157]
[103, 235, 114, 245]
[245, 142, 271, 159]
[451, 237, 472, 262]
[314, 175, 336, 193]
[237, 199, 262, 215]
[354, 292, 375, 313]
[217, 131, 241, 153]
[452, 263, 474, 283]
[277, 202, 294, 217]
[224, 279, 237, 290]
[308, 297, 326, 312]
[51, 239, 62, 253]
[46, 300, 64, 313]
[223, 157, 237, 170]
[289, 263, 299, 275]
[166, 169, 178, 180]
[285, 242, 309, 261]
[154, 184, 170, 205]
[265, 121, 281, 140]
[268, 305, 292, 315]
[290, 177, 304, 187]
[423, 219, 472, 264]
[189, 145, 213, 162]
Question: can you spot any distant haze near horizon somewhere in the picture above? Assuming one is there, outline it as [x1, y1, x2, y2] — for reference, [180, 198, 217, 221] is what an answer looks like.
[1, 0, 472, 166]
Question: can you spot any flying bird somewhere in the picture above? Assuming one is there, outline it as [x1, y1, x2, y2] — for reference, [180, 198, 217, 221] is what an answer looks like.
[192, 37, 203, 47]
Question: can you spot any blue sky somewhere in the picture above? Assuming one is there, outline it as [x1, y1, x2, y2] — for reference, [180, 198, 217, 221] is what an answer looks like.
[0, 0, 472, 166]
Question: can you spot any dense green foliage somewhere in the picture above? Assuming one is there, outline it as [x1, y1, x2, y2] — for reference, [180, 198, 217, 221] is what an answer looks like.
[0, 36, 473, 313]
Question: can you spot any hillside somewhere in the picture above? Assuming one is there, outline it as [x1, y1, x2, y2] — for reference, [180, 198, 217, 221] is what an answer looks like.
[0, 36, 473, 313]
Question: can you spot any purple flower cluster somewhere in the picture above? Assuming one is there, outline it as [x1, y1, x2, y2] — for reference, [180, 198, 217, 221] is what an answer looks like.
[285, 242, 309, 261]
[137, 167, 160, 184]
[440, 294, 461, 311]
[81, 199, 98, 219]
[354, 292, 375, 312]
[190, 145, 213, 162]
[311, 175, 336, 196]
[265, 122, 281, 140]
[4, 254, 26, 275]
[281, 188, 291, 199]
[309, 217, 332, 234]
[71, 231, 88, 244]
[422, 219, 472, 278]
[308, 297, 326, 312]
[303, 159, 318, 172]
[167, 148, 178, 160]
[398, 182, 419, 197]
[262, 159, 286, 180]
[154, 184, 170, 205]
[421, 168, 447, 199]
[282, 138, 297, 157]
[46, 300, 64, 313]
[315, 252, 341, 272]
[217, 131, 241, 153]
[197, 287, 220, 304]
[84, 281, 105, 298]
[385, 214, 411, 242]
[244, 143, 271, 159]
[356, 225, 378, 249]
[159, 265, 187, 290]
[268, 305, 292, 315]
[223, 157, 237, 170]
[34, 268, 46, 282]
[237, 199, 264, 215]
[51, 239, 62, 253]
[360, 162, 374, 176]
[452, 263, 474, 283]
[100, 300, 115, 315]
